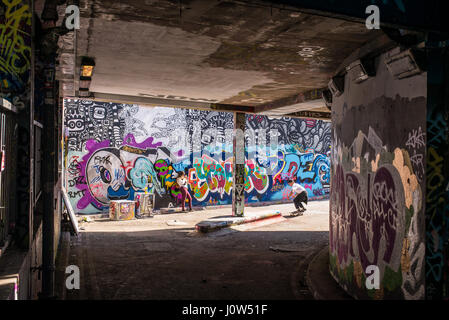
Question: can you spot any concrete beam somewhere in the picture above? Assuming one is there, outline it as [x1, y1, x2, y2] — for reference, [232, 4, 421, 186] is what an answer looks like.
[85, 92, 256, 113]
[81, 92, 330, 120]
[287, 110, 331, 120]
[210, 103, 255, 113]
[254, 88, 326, 114]
[90, 92, 213, 109]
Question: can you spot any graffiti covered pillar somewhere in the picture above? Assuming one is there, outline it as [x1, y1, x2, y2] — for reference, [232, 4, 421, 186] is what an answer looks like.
[329, 45, 427, 300]
[425, 37, 449, 300]
[232, 112, 245, 216]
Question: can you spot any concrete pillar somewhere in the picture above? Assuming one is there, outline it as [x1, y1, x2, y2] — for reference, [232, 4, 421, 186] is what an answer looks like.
[232, 112, 245, 216]
[41, 64, 57, 299]
[329, 45, 427, 300]
[425, 37, 449, 300]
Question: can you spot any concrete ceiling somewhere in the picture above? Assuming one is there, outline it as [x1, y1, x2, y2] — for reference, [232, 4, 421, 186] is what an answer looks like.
[74, 0, 383, 116]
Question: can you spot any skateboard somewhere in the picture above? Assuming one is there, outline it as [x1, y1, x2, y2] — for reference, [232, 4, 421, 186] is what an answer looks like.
[290, 210, 304, 217]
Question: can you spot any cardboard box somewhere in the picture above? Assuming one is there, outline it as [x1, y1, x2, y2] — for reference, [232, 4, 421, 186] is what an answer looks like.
[109, 200, 135, 220]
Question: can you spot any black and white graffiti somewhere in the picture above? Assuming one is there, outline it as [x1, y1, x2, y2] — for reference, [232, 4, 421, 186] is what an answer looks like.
[64, 99, 138, 151]
[246, 115, 331, 154]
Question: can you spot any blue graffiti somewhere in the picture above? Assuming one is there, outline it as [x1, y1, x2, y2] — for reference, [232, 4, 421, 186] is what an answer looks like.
[107, 185, 135, 202]
[129, 157, 162, 193]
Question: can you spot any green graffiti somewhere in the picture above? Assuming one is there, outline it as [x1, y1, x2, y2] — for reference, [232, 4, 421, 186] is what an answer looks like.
[382, 265, 403, 292]
[405, 205, 414, 234]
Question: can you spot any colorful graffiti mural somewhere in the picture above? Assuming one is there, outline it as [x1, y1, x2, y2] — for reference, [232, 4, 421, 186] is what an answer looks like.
[64, 99, 331, 213]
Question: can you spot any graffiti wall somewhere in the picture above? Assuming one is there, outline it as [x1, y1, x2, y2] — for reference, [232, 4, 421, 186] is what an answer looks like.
[63, 99, 331, 214]
[1, 0, 31, 247]
[0, 0, 31, 96]
[329, 47, 427, 299]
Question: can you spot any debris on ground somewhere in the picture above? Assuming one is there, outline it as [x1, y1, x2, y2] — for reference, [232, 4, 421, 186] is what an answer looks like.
[166, 219, 188, 226]
[80, 216, 93, 223]
[269, 245, 309, 253]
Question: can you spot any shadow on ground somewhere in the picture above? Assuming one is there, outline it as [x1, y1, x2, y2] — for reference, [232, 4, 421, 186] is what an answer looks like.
[56, 228, 328, 300]
[55, 201, 330, 300]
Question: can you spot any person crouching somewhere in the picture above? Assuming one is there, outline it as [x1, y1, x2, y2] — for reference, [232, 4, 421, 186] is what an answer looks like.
[287, 179, 308, 216]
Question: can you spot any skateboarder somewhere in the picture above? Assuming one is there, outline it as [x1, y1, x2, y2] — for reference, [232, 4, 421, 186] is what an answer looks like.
[287, 179, 308, 216]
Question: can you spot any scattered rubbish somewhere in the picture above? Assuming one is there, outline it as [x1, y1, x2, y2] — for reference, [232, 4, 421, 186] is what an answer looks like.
[81, 216, 93, 222]
[166, 219, 188, 226]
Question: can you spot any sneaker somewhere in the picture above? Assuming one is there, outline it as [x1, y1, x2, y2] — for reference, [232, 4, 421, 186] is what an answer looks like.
[290, 210, 302, 217]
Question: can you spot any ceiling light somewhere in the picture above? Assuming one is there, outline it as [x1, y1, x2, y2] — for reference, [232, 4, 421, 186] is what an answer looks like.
[80, 57, 95, 77]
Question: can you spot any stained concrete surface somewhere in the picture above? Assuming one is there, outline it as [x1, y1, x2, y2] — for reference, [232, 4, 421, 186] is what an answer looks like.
[77, 0, 380, 108]
[56, 200, 329, 300]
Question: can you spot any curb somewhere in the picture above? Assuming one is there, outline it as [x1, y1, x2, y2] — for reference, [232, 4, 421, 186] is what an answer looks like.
[306, 245, 353, 300]
[74, 197, 330, 217]
[195, 212, 283, 233]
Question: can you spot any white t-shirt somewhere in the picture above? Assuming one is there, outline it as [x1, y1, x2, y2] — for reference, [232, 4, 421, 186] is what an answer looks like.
[291, 183, 306, 194]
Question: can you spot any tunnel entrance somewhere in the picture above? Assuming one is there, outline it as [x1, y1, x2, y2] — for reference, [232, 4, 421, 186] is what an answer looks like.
[29, 0, 447, 301]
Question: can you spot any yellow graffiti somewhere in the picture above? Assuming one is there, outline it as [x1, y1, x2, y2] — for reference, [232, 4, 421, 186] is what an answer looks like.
[392, 148, 421, 210]
[401, 238, 411, 273]
[0, 0, 32, 82]
[354, 261, 363, 288]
